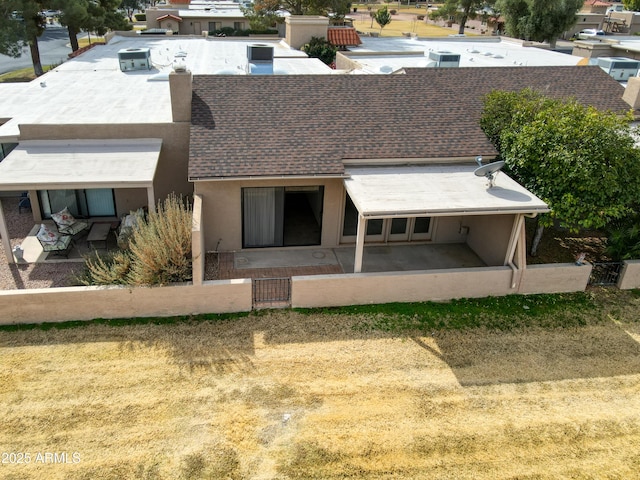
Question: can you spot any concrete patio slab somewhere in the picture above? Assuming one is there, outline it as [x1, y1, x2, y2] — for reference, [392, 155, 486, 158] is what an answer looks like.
[234, 248, 339, 269]
[334, 244, 486, 273]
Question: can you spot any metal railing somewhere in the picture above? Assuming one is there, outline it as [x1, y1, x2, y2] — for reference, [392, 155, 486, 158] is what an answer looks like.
[252, 277, 291, 307]
[588, 262, 623, 287]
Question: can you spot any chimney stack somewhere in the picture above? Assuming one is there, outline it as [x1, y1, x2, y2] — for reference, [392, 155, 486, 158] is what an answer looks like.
[169, 68, 193, 122]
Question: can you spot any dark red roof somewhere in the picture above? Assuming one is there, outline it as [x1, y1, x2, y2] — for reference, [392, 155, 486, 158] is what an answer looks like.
[189, 66, 629, 180]
[327, 27, 362, 47]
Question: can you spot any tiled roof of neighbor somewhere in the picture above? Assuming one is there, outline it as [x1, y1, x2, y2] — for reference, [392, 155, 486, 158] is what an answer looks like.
[189, 66, 629, 179]
[327, 27, 362, 47]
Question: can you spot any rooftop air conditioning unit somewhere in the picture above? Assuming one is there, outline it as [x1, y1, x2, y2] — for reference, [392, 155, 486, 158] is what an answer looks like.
[597, 56, 640, 81]
[246, 44, 274, 75]
[118, 48, 151, 72]
[428, 50, 460, 68]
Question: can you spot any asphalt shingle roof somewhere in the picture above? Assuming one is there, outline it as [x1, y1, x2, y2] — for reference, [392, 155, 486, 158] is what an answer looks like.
[189, 66, 629, 179]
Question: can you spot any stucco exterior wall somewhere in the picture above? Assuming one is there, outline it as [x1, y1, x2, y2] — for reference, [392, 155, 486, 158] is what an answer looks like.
[146, 7, 245, 35]
[18, 123, 192, 206]
[618, 260, 640, 289]
[285, 16, 329, 49]
[114, 188, 149, 217]
[0, 280, 252, 325]
[291, 267, 515, 307]
[518, 263, 592, 294]
[465, 214, 515, 266]
[432, 217, 468, 243]
[194, 177, 344, 252]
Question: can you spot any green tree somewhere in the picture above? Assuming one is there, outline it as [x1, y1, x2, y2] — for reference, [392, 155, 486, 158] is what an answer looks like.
[623, 0, 640, 11]
[120, 0, 142, 22]
[55, 0, 88, 52]
[0, 0, 48, 76]
[301, 36, 337, 65]
[481, 89, 640, 255]
[496, 0, 583, 48]
[0, 1, 26, 58]
[55, 0, 130, 52]
[429, 0, 493, 35]
[374, 5, 392, 33]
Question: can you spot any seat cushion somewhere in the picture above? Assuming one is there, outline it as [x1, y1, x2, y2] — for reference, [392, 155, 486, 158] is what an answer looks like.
[51, 207, 76, 227]
[37, 224, 59, 245]
[42, 234, 72, 253]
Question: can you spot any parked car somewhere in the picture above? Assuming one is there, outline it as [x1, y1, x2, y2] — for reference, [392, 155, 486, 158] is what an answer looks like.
[577, 29, 606, 39]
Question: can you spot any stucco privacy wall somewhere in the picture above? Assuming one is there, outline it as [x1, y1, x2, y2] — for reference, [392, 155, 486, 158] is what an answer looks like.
[0, 262, 618, 324]
[518, 263, 592, 294]
[618, 260, 640, 289]
[291, 263, 593, 308]
[195, 178, 344, 251]
[192, 194, 205, 285]
[291, 267, 515, 307]
[0, 280, 252, 325]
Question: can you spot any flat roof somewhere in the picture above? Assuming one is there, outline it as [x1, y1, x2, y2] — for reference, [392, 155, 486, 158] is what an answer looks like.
[344, 165, 549, 217]
[342, 37, 582, 73]
[0, 139, 162, 190]
[0, 35, 328, 140]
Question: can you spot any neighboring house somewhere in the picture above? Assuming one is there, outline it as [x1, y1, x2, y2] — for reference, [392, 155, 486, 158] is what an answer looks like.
[185, 65, 631, 278]
[145, 4, 248, 35]
[0, 29, 329, 263]
[336, 36, 586, 73]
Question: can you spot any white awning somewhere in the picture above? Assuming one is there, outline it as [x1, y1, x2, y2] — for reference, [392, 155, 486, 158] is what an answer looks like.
[344, 165, 549, 218]
[0, 139, 162, 191]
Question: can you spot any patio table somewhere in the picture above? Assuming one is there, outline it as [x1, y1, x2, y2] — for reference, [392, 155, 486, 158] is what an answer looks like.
[87, 223, 111, 250]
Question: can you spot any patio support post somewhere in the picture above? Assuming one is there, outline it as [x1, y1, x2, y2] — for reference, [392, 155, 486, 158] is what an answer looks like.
[354, 214, 366, 273]
[147, 186, 156, 214]
[0, 198, 14, 264]
[505, 213, 525, 289]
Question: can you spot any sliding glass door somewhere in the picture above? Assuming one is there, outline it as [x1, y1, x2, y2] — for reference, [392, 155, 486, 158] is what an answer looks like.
[242, 186, 324, 248]
[242, 187, 284, 247]
[39, 188, 116, 218]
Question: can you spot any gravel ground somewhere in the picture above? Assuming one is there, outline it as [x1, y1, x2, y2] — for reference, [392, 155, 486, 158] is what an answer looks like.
[1, 196, 82, 290]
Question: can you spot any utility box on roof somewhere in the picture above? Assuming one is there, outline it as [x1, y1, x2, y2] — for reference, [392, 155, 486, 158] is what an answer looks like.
[118, 48, 151, 72]
[597, 57, 640, 81]
[428, 51, 460, 68]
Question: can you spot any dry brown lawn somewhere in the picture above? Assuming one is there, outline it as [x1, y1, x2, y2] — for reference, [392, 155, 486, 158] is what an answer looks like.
[2, 293, 640, 479]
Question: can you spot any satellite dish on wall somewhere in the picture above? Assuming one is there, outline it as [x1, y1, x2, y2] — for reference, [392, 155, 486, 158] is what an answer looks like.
[474, 160, 505, 188]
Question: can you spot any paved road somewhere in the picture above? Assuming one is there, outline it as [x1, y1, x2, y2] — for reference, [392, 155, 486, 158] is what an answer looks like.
[0, 24, 72, 75]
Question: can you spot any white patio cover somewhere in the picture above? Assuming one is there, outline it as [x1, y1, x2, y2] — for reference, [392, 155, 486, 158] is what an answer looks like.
[344, 165, 549, 218]
[0, 139, 162, 190]
[343, 164, 549, 273]
[0, 138, 162, 264]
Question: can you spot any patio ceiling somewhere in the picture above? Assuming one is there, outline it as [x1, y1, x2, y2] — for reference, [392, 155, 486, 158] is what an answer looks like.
[0, 139, 162, 191]
[343, 164, 549, 218]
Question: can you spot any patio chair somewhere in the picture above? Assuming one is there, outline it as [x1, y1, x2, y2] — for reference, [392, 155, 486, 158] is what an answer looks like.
[18, 192, 31, 214]
[36, 224, 74, 258]
[51, 207, 90, 237]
